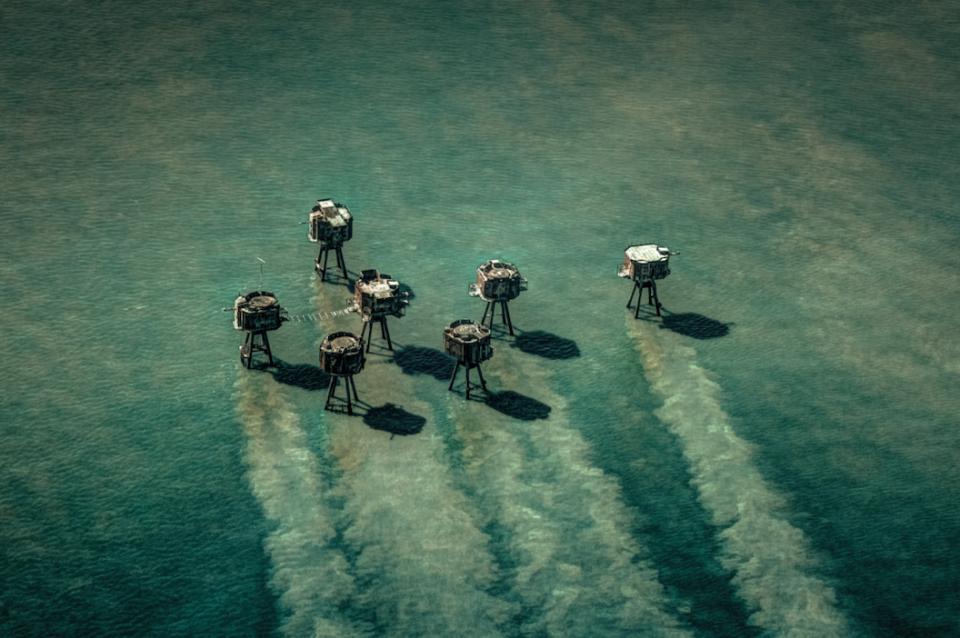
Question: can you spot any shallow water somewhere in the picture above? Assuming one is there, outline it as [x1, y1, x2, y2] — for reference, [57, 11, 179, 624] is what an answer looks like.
[3, 1, 960, 636]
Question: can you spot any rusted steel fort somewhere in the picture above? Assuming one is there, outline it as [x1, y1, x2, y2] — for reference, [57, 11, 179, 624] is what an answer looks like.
[319, 331, 365, 414]
[353, 269, 408, 352]
[308, 199, 353, 281]
[444, 319, 493, 400]
[233, 291, 287, 368]
[468, 259, 527, 336]
[618, 244, 672, 317]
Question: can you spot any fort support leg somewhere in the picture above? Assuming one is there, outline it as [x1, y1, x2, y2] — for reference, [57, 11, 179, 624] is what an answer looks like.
[481, 301, 492, 327]
[502, 302, 514, 336]
[324, 376, 357, 414]
[242, 332, 253, 368]
[360, 321, 373, 352]
[449, 361, 488, 398]
[260, 331, 274, 366]
[335, 246, 347, 280]
[463, 364, 487, 400]
[317, 246, 330, 281]
[361, 318, 394, 352]
[240, 332, 274, 369]
[646, 281, 661, 316]
[344, 377, 353, 415]
[627, 281, 639, 309]
[475, 363, 487, 391]
[448, 361, 461, 391]
[325, 376, 338, 410]
[382, 318, 393, 350]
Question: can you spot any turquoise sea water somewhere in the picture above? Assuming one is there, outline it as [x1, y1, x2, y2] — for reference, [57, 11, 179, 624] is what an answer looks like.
[3, 1, 960, 636]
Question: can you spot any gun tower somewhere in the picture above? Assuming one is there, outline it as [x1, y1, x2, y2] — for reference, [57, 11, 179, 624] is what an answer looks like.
[618, 244, 672, 317]
[353, 269, 407, 352]
[468, 259, 527, 335]
[233, 291, 287, 368]
[319, 332, 365, 414]
[308, 199, 353, 282]
[444, 319, 493, 400]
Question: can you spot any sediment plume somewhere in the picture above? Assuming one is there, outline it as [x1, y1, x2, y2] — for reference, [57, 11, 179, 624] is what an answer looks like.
[453, 348, 693, 637]
[236, 373, 361, 637]
[629, 318, 849, 637]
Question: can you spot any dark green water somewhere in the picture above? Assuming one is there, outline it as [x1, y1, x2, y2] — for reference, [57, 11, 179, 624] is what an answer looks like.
[3, 1, 960, 636]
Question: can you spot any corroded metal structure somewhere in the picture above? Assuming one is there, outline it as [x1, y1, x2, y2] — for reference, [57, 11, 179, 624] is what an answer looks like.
[444, 319, 493, 399]
[618, 244, 672, 317]
[308, 199, 353, 281]
[233, 291, 287, 368]
[353, 269, 407, 352]
[468, 259, 527, 335]
[319, 331, 365, 414]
